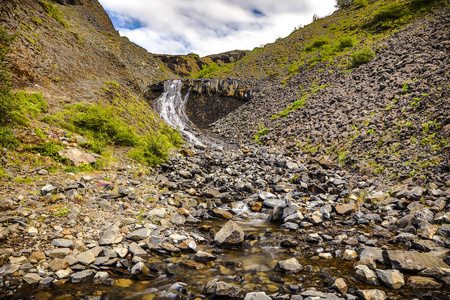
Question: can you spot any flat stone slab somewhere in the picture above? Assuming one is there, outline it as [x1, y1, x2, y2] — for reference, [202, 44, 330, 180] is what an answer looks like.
[58, 148, 96, 167]
[383, 250, 450, 272]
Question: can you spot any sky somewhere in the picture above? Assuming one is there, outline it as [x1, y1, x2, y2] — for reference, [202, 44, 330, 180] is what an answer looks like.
[98, 0, 337, 57]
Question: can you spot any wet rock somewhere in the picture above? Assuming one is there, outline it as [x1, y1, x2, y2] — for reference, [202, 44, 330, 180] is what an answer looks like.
[55, 268, 72, 279]
[204, 187, 220, 198]
[205, 278, 244, 298]
[71, 270, 95, 283]
[356, 289, 386, 300]
[406, 276, 442, 289]
[194, 251, 217, 263]
[131, 261, 149, 276]
[331, 277, 347, 294]
[383, 250, 449, 271]
[214, 220, 245, 245]
[99, 224, 123, 246]
[342, 249, 358, 261]
[213, 208, 233, 220]
[23, 273, 41, 285]
[355, 265, 379, 285]
[300, 290, 341, 300]
[276, 258, 303, 274]
[376, 269, 405, 289]
[39, 277, 54, 288]
[244, 292, 271, 300]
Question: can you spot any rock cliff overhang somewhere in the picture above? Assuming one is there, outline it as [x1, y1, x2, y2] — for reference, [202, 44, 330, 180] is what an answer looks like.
[145, 79, 256, 129]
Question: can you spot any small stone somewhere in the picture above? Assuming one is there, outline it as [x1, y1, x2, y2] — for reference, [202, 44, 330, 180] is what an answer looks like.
[99, 224, 123, 246]
[129, 243, 148, 257]
[194, 251, 217, 263]
[319, 253, 333, 260]
[27, 227, 38, 236]
[342, 249, 358, 261]
[131, 261, 149, 275]
[55, 269, 72, 279]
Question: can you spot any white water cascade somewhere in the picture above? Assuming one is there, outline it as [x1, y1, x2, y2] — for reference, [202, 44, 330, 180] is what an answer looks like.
[154, 80, 220, 148]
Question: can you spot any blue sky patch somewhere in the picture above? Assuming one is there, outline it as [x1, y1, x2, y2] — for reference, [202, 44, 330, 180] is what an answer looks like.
[252, 9, 264, 16]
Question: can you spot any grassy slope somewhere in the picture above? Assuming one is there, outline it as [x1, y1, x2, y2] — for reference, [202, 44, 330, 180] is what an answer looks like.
[0, 0, 181, 176]
[193, 0, 448, 82]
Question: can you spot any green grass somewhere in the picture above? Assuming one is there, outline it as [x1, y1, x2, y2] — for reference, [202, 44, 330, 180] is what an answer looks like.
[253, 127, 270, 143]
[192, 62, 220, 78]
[38, 1, 68, 28]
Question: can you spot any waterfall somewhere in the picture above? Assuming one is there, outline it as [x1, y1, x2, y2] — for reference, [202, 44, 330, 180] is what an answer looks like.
[154, 80, 220, 149]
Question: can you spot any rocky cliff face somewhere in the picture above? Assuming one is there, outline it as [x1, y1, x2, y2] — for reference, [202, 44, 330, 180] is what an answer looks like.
[0, 0, 176, 110]
[146, 78, 255, 129]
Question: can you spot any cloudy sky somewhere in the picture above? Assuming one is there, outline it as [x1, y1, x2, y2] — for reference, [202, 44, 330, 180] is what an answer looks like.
[98, 0, 336, 57]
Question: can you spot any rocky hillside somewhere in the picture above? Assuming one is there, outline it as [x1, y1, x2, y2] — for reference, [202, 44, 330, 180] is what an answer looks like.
[210, 2, 449, 186]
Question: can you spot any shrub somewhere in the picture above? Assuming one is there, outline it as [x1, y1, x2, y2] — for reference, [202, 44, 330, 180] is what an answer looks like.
[0, 127, 19, 150]
[32, 142, 64, 158]
[128, 126, 183, 166]
[354, 0, 368, 7]
[348, 47, 375, 68]
[68, 103, 139, 147]
[305, 37, 329, 52]
[193, 62, 219, 78]
[336, 36, 355, 51]
[335, 0, 353, 9]
[372, 2, 406, 24]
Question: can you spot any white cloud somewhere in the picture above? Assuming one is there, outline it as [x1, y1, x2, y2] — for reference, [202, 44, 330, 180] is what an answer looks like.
[98, 0, 336, 57]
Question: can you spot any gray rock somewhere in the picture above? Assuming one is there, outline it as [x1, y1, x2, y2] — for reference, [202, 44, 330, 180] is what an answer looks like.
[55, 268, 72, 279]
[99, 224, 123, 246]
[276, 257, 303, 273]
[46, 248, 71, 258]
[357, 246, 384, 264]
[93, 271, 110, 285]
[126, 228, 152, 241]
[194, 251, 217, 263]
[51, 239, 73, 248]
[76, 250, 95, 265]
[148, 207, 166, 218]
[204, 278, 244, 298]
[244, 292, 271, 300]
[406, 276, 442, 289]
[41, 184, 57, 195]
[335, 203, 356, 215]
[170, 212, 186, 225]
[263, 198, 285, 208]
[355, 265, 379, 285]
[300, 290, 342, 300]
[356, 289, 386, 300]
[131, 261, 149, 275]
[39, 277, 54, 288]
[383, 250, 449, 272]
[58, 148, 96, 167]
[284, 211, 304, 224]
[49, 259, 69, 271]
[129, 243, 148, 257]
[71, 270, 95, 283]
[23, 273, 41, 285]
[376, 269, 405, 289]
[214, 220, 244, 245]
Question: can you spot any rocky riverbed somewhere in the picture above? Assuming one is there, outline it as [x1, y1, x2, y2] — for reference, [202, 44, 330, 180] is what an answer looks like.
[1, 143, 449, 299]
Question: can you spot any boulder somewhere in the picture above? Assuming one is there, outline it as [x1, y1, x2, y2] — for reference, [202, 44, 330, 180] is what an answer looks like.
[383, 250, 449, 272]
[406, 276, 442, 289]
[276, 257, 303, 273]
[214, 220, 244, 246]
[205, 278, 244, 298]
[355, 265, 379, 285]
[376, 269, 405, 289]
[58, 148, 96, 166]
